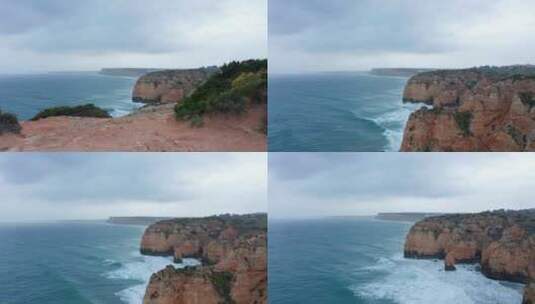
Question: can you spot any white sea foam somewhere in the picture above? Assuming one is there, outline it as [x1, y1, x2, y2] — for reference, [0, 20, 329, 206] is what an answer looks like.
[352, 254, 523, 304]
[105, 251, 201, 304]
[371, 102, 431, 151]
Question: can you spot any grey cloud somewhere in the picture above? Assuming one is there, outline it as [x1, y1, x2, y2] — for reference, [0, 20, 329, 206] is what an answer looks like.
[269, 0, 531, 72]
[269, 153, 535, 218]
[0, 153, 262, 207]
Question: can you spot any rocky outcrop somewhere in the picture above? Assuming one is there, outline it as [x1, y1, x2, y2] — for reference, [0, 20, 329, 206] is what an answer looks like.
[133, 67, 218, 104]
[401, 65, 535, 151]
[141, 213, 267, 304]
[404, 209, 535, 303]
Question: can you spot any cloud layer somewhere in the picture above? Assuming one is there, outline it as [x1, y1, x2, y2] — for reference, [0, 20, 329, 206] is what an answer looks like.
[0, 153, 267, 221]
[269, 153, 535, 218]
[0, 0, 266, 72]
[270, 0, 535, 73]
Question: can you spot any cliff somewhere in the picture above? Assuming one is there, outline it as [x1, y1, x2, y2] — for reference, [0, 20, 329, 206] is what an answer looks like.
[401, 65, 535, 151]
[404, 209, 535, 303]
[133, 67, 218, 104]
[99, 68, 162, 77]
[140, 213, 267, 304]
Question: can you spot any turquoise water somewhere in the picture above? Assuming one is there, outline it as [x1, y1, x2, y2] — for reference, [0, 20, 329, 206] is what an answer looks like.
[268, 218, 524, 304]
[0, 222, 197, 304]
[0, 73, 142, 120]
[268, 73, 424, 152]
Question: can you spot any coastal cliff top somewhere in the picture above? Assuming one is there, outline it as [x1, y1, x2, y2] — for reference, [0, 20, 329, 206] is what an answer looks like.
[411, 209, 535, 234]
[137, 66, 219, 81]
[146, 213, 267, 235]
[410, 65, 535, 82]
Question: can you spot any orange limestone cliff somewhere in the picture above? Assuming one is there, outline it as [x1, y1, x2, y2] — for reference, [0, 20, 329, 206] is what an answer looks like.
[401, 65, 535, 151]
[140, 213, 267, 304]
[404, 209, 535, 304]
[133, 67, 218, 104]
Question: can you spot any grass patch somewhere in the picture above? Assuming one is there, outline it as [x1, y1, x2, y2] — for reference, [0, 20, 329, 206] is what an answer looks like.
[209, 271, 234, 304]
[175, 59, 267, 122]
[506, 125, 526, 148]
[0, 109, 21, 134]
[519, 92, 535, 110]
[453, 111, 473, 137]
[31, 104, 111, 121]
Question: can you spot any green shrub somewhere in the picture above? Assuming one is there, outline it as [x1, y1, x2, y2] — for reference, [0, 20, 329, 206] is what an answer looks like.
[174, 59, 267, 123]
[31, 104, 111, 121]
[519, 92, 535, 110]
[209, 271, 234, 304]
[0, 109, 21, 134]
[453, 111, 473, 137]
[190, 114, 204, 128]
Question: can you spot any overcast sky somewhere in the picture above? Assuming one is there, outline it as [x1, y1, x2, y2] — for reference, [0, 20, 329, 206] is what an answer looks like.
[270, 0, 535, 73]
[0, 0, 266, 73]
[0, 153, 266, 221]
[269, 153, 535, 218]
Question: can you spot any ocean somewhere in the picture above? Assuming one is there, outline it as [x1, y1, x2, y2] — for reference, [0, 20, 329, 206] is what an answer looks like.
[268, 72, 425, 152]
[0, 222, 199, 304]
[0, 72, 142, 121]
[268, 218, 524, 304]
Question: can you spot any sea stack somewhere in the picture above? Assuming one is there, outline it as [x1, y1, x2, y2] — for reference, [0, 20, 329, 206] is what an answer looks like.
[132, 67, 218, 104]
[140, 213, 267, 304]
[404, 209, 535, 303]
[400, 65, 535, 151]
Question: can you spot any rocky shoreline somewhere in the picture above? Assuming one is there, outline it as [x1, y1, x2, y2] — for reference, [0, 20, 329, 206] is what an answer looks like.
[139, 213, 267, 304]
[401, 65, 535, 151]
[404, 209, 534, 303]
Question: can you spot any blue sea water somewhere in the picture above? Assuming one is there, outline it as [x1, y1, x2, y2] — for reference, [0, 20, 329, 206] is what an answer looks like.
[0, 73, 142, 120]
[268, 72, 426, 152]
[0, 222, 199, 304]
[269, 218, 524, 304]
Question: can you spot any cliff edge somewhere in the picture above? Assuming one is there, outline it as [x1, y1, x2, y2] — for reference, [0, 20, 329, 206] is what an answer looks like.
[140, 213, 267, 304]
[404, 209, 535, 303]
[133, 67, 218, 104]
[401, 65, 535, 151]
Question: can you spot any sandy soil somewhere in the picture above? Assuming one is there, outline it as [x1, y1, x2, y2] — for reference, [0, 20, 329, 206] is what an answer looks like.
[0, 104, 266, 152]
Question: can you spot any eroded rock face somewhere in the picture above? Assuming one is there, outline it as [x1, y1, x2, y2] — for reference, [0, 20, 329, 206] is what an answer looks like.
[133, 67, 218, 104]
[405, 209, 535, 303]
[524, 282, 535, 304]
[141, 214, 267, 304]
[401, 65, 535, 151]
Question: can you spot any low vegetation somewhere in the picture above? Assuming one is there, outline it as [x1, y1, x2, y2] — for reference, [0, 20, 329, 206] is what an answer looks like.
[31, 104, 111, 121]
[175, 59, 267, 124]
[453, 111, 473, 137]
[209, 271, 235, 304]
[519, 92, 535, 110]
[0, 109, 21, 134]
